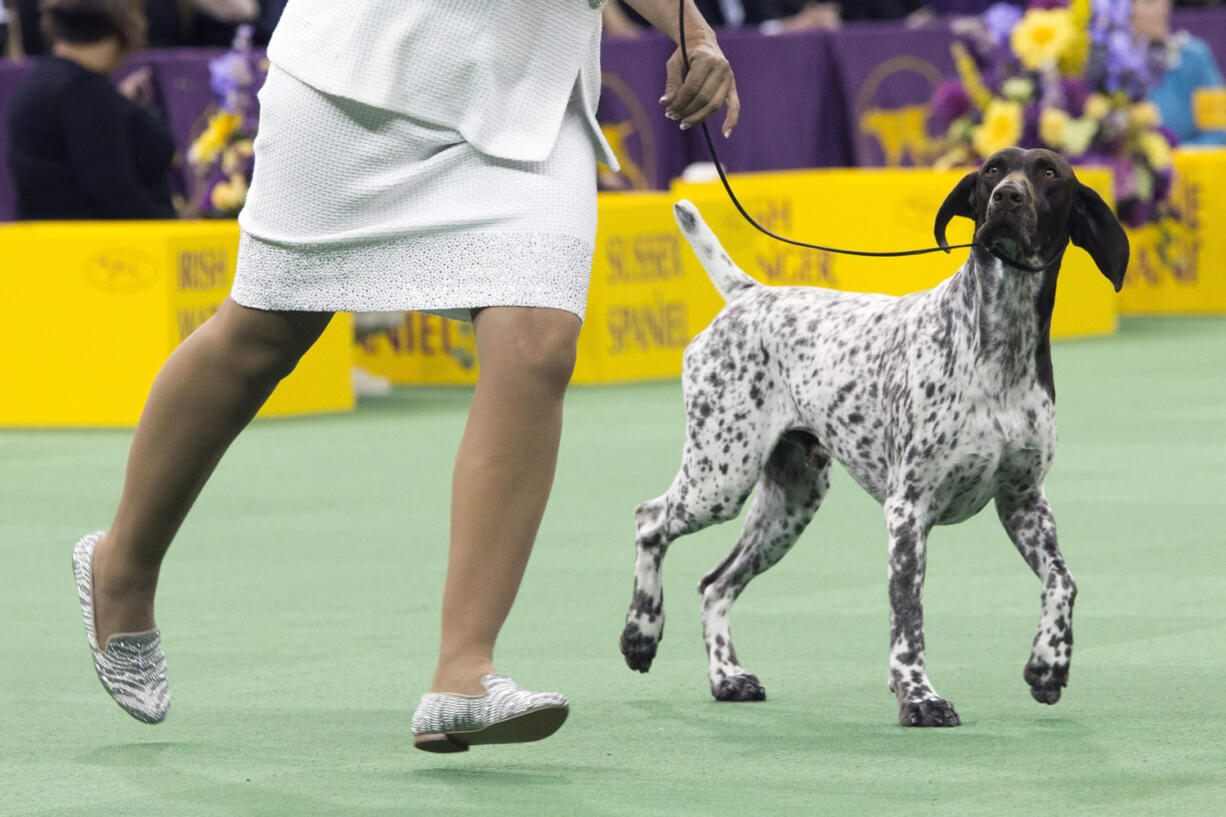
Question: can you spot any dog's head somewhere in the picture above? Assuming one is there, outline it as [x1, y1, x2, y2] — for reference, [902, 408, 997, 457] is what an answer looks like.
[933, 148, 1129, 291]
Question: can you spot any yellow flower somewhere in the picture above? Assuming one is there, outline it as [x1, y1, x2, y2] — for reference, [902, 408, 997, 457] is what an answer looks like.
[934, 145, 972, 171]
[1039, 107, 1071, 149]
[188, 111, 242, 166]
[1001, 77, 1035, 103]
[210, 174, 249, 213]
[1134, 164, 1155, 200]
[1083, 93, 1112, 121]
[1011, 9, 1076, 71]
[1139, 131, 1172, 170]
[952, 42, 992, 111]
[972, 100, 1023, 158]
[1060, 0, 1092, 75]
[1130, 102, 1161, 128]
[1062, 117, 1099, 156]
[219, 138, 255, 175]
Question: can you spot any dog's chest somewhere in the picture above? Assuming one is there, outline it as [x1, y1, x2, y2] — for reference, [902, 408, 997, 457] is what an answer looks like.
[919, 382, 1056, 523]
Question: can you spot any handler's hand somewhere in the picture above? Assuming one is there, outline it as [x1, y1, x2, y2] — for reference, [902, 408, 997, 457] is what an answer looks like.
[661, 38, 740, 137]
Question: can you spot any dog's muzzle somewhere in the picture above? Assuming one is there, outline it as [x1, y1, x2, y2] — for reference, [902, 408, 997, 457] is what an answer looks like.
[980, 179, 1040, 262]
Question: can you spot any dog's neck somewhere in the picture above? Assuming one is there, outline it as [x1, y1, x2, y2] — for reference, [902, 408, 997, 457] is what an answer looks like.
[947, 246, 1060, 398]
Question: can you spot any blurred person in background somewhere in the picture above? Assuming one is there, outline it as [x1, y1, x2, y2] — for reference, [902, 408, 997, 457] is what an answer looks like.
[260, 0, 285, 37]
[185, 0, 257, 45]
[1134, 0, 1226, 145]
[6, 0, 176, 219]
[12, 0, 258, 50]
[839, 0, 933, 24]
[2, 0, 19, 58]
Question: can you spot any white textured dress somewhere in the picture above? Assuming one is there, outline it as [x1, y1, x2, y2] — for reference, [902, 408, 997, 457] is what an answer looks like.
[231, 0, 617, 322]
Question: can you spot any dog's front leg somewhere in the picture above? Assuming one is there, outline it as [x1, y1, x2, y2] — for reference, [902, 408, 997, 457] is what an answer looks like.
[996, 489, 1076, 704]
[886, 498, 960, 726]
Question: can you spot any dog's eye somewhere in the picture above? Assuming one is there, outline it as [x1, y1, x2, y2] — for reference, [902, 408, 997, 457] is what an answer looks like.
[1043, 167, 1056, 179]
[985, 166, 998, 176]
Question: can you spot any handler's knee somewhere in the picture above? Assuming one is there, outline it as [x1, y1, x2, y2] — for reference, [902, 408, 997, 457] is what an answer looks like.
[208, 299, 333, 387]
[475, 307, 581, 395]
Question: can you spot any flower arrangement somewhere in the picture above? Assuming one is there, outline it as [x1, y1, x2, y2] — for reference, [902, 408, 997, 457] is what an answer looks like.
[186, 25, 266, 218]
[931, 0, 1176, 226]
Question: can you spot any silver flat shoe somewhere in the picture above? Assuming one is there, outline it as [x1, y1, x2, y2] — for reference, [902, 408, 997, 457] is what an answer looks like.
[411, 674, 568, 752]
[72, 532, 169, 724]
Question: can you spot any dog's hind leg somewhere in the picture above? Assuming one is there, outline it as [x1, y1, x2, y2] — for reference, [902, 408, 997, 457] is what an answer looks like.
[620, 454, 765, 673]
[995, 489, 1076, 705]
[620, 416, 771, 674]
[699, 430, 830, 702]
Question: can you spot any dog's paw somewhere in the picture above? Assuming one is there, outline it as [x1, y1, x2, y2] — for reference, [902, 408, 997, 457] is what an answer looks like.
[619, 624, 659, 673]
[1024, 658, 1068, 704]
[898, 698, 961, 727]
[712, 674, 766, 702]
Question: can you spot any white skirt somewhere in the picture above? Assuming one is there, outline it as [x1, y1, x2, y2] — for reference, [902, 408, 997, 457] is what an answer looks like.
[231, 65, 599, 322]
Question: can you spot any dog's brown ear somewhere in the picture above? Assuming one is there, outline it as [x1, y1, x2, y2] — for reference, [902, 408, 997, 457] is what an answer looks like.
[934, 171, 978, 252]
[1069, 183, 1129, 292]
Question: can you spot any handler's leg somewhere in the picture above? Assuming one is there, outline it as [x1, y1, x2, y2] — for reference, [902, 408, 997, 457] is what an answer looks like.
[430, 306, 580, 695]
[91, 299, 333, 647]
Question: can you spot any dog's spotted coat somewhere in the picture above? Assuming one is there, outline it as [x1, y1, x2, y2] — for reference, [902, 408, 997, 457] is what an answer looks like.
[620, 149, 1129, 726]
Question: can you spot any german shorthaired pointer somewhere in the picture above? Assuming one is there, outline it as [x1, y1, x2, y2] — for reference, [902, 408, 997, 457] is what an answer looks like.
[620, 148, 1129, 726]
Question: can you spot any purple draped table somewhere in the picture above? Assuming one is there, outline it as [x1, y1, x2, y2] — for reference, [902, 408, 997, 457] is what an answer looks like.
[2, 10, 1225, 221]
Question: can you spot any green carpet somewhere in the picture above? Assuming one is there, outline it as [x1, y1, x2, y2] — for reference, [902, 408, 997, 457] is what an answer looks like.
[2, 316, 1224, 816]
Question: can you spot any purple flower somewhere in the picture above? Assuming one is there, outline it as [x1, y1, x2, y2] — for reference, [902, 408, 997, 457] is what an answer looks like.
[983, 3, 1023, 45]
[208, 52, 253, 108]
[1117, 198, 1152, 227]
[1152, 166, 1173, 201]
[1112, 155, 1137, 199]
[1092, 0, 1130, 31]
[1027, 0, 1065, 10]
[931, 81, 972, 129]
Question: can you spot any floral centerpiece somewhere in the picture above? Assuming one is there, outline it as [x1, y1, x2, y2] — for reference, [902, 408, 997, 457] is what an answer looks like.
[186, 25, 266, 218]
[931, 0, 1176, 226]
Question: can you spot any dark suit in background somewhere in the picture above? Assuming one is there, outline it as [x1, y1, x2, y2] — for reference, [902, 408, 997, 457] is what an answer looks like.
[7, 55, 176, 219]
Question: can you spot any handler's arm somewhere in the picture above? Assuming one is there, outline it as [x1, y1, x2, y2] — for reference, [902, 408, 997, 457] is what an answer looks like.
[620, 0, 740, 137]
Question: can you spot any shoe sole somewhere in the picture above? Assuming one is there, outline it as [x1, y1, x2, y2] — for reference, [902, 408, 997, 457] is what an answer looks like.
[413, 704, 569, 753]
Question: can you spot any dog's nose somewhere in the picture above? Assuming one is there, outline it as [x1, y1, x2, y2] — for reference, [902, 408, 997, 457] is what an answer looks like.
[991, 181, 1027, 210]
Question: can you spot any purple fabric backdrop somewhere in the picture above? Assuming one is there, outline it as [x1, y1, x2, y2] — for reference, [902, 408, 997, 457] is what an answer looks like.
[828, 21, 957, 167]
[2, 11, 1224, 221]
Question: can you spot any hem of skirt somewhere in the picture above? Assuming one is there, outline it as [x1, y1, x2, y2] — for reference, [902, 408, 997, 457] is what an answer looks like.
[231, 231, 593, 322]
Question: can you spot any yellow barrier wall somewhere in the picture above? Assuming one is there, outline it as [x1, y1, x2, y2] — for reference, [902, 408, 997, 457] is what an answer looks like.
[0, 221, 353, 427]
[1119, 149, 1226, 314]
[354, 312, 479, 387]
[575, 192, 726, 384]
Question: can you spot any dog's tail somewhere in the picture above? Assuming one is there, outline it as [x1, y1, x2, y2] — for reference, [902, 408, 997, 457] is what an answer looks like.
[674, 200, 759, 302]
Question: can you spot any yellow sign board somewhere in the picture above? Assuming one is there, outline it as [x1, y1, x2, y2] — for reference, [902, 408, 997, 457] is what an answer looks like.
[0, 221, 353, 427]
[1119, 148, 1226, 314]
[575, 192, 726, 384]
[354, 312, 479, 386]
[1193, 88, 1226, 131]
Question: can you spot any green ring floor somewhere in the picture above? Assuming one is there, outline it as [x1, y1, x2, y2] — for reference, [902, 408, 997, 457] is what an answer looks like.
[2, 316, 1224, 816]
